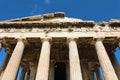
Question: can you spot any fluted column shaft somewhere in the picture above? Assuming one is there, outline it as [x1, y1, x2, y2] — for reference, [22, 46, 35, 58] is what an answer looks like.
[1, 39, 25, 80]
[109, 53, 120, 80]
[35, 39, 50, 80]
[69, 39, 83, 80]
[95, 40, 118, 80]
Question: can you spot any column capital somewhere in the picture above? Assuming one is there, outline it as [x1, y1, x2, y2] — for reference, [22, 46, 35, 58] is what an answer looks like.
[16, 38, 27, 42]
[15, 38, 24, 43]
[40, 37, 51, 43]
[16, 38, 29, 46]
[17, 38, 23, 41]
[67, 37, 78, 44]
[95, 38, 104, 42]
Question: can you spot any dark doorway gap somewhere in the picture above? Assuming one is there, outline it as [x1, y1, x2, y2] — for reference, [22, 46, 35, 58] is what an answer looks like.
[54, 62, 66, 80]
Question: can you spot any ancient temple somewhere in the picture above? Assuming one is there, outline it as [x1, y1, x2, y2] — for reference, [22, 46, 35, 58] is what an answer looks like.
[0, 12, 120, 80]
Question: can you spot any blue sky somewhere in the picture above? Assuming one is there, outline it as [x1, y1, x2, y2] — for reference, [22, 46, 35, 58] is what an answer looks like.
[0, 0, 120, 80]
[0, 0, 120, 21]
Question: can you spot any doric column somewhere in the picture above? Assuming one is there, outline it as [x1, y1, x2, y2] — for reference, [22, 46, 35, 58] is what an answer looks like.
[96, 67, 102, 80]
[109, 53, 120, 80]
[95, 40, 118, 80]
[1, 39, 25, 80]
[68, 38, 83, 80]
[35, 38, 50, 80]
[19, 68, 26, 80]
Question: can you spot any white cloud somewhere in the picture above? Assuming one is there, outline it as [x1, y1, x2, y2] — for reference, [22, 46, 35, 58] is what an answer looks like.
[45, 0, 51, 4]
[30, 4, 38, 15]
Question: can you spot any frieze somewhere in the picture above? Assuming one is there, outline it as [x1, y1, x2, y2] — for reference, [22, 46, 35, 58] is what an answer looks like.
[0, 26, 120, 33]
